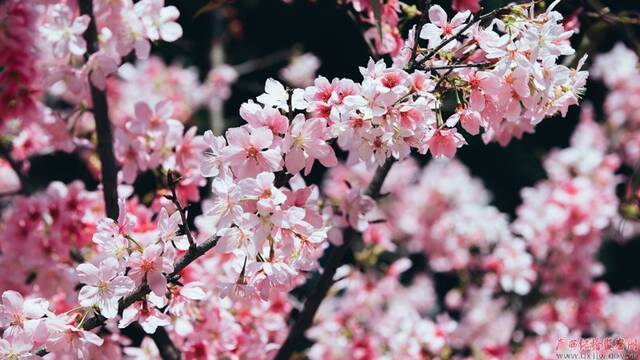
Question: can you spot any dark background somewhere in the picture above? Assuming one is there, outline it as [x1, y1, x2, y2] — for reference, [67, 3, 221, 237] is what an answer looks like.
[32, 0, 640, 291]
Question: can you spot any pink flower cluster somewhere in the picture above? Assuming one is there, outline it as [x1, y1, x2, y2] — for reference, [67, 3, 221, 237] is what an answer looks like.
[308, 259, 448, 359]
[0, 0, 41, 130]
[0, 0, 613, 358]
[0, 182, 102, 297]
[279, 53, 321, 88]
[113, 99, 207, 199]
[112, 57, 237, 123]
[0, 0, 212, 176]
[309, 110, 628, 359]
[513, 110, 620, 297]
[346, 0, 404, 56]
[412, 2, 587, 146]
[592, 43, 640, 166]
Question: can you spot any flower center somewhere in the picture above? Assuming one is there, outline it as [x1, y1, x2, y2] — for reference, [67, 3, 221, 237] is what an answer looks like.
[12, 313, 25, 327]
[141, 259, 155, 272]
[442, 23, 454, 35]
[260, 188, 272, 199]
[97, 280, 109, 293]
[245, 146, 259, 160]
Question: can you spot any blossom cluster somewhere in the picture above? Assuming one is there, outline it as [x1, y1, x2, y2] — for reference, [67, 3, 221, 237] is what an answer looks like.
[592, 43, 640, 166]
[415, 2, 587, 146]
[308, 109, 630, 359]
[0, 0, 623, 358]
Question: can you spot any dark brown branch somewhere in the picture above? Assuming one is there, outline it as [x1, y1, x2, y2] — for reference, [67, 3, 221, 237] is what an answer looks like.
[424, 61, 492, 71]
[78, 1, 170, 357]
[78, 0, 119, 221]
[415, 1, 533, 67]
[408, 0, 431, 71]
[273, 157, 396, 360]
[233, 47, 293, 76]
[166, 171, 195, 247]
[344, 6, 380, 60]
[82, 234, 220, 332]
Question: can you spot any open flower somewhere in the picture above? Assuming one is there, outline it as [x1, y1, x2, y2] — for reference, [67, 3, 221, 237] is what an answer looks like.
[222, 126, 282, 178]
[134, 0, 183, 42]
[0, 290, 48, 338]
[158, 207, 189, 250]
[45, 315, 104, 358]
[283, 115, 337, 175]
[419, 5, 470, 49]
[0, 335, 33, 360]
[119, 302, 171, 334]
[238, 172, 287, 214]
[127, 244, 174, 297]
[41, 4, 90, 57]
[76, 258, 135, 318]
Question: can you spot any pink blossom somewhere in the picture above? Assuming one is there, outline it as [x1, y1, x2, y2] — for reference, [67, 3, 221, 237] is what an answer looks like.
[41, 4, 90, 58]
[0, 290, 48, 338]
[158, 207, 188, 250]
[76, 258, 135, 318]
[222, 126, 282, 178]
[86, 52, 119, 91]
[201, 130, 227, 177]
[0, 335, 33, 360]
[123, 337, 160, 360]
[257, 78, 290, 111]
[419, 5, 470, 49]
[206, 177, 245, 228]
[427, 128, 466, 158]
[134, 0, 183, 43]
[283, 115, 337, 175]
[116, 12, 152, 59]
[240, 102, 290, 134]
[127, 244, 174, 297]
[45, 315, 104, 358]
[119, 302, 171, 334]
[239, 172, 287, 214]
[486, 239, 536, 295]
[280, 53, 321, 87]
[215, 213, 261, 256]
[345, 190, 377, 232]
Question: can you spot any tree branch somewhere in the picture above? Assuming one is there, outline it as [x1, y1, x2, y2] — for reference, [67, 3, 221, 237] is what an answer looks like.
[408, 0, 431, 70]
[414, 1, 535, 67]
[344, 5, 380, 60]
[273, 157, 396, 360]
[166, 171, 195, 247]
[424, 61, 492, 71]
[233, 48, 293, 76]
[78, 1, 172, 357]
[79, 0, 119, 221]
[82, 234, 220, 332]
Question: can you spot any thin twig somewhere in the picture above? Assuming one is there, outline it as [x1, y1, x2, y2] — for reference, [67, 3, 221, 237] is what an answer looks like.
[273, 157, 396, 360]
[82, 235, 220, 331]
[415, 0, 539, 67]
[166, 171, 195, 247]
[423, 61, 492, 71]
[233, 48, 293, 76]
[78, 1, 173, 357]
[344, 6, 380, 60]
[408, 0, 431, 71]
